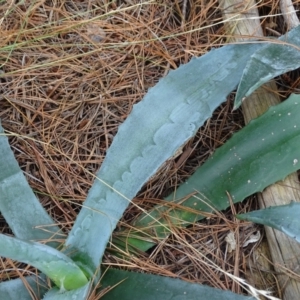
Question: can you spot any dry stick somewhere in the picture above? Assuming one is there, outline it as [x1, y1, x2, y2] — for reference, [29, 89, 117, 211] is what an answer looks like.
[219, 0, 300, 299]
[280, 0, 300, 29]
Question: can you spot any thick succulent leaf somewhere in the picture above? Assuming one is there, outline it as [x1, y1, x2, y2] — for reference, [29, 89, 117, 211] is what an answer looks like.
[42, 282, 90, 300]
[0, 122, 61, 246]
[236, 201, 300, 242]
[99, 268, 254, 300]
[65, 43, 263, 273]
[0, 234, 88, 291]
[126, 93, 300, 251]
[0, 275, 48, 300]
[234, 24, 300, 109]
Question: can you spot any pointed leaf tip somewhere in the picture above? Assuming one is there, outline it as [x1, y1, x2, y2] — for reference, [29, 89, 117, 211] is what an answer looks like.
[236, 201, 300, 243]
[235, 24, 300, 108]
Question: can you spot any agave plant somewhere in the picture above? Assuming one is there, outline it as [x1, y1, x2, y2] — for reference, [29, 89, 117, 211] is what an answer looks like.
[0, 24, 300, 300]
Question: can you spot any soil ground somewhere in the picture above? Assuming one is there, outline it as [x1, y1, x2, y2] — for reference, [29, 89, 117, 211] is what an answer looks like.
[1, 1, 300, 299]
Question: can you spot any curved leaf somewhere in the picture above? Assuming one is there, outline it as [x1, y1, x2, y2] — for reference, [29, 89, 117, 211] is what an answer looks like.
[0, 122, 61, 246]
[125, 93, 300, 251]
[99, 268, 254, 300]
[234, 24, 300, 109]
[236, 201, 300, 242]
[0, 275, 48, 300]
[0, 234, 88, 291]
[65, 43, 263, 273]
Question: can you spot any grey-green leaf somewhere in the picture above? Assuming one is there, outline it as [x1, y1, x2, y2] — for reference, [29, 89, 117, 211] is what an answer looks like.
[0, 234, 88, 291]
[99, 268, 254, 300]
[236, 201, 300, 242]
[125, 93, 300, 252]
[65, 43, 263, 274]
[234, 24, 300, 109]
[0, 275, 48, 300]
[0, 122, 61, 246]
